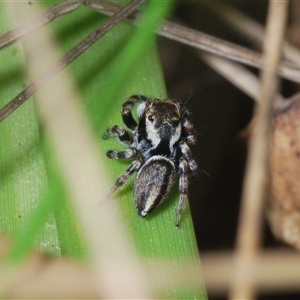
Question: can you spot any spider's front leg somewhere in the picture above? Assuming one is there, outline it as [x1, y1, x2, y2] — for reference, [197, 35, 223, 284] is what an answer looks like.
[175, 157, 189, 227]
[102, 125, 133, 145]
[122, 95, 149, 129]
[108, 158, 143, 195]
[102, 125, 138, 159]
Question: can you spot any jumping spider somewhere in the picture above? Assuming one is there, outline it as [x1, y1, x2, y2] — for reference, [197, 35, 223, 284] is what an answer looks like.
[103, 95, 199, 227]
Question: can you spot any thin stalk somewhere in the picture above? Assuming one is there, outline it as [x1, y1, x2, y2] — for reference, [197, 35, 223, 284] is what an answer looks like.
[89, 1, 300, 83]
[202, 1, 300, 67]
[1, 1, 300, 122]
[0, 0, 82, 51]
[199, 51, 284, 106]
[229, 1, 288, 299]
[201, 250, 300, 295]
[0, 0, 144, 122]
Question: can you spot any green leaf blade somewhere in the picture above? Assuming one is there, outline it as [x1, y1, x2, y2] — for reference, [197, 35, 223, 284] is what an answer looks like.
[0, 2, 207, 299]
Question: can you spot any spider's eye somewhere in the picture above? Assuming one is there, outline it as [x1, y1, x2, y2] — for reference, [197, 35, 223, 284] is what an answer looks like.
[148, 115, 154, 122]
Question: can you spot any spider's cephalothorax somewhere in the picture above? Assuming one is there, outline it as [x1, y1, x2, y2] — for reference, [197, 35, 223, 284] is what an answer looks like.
[103, 95, 199, 227]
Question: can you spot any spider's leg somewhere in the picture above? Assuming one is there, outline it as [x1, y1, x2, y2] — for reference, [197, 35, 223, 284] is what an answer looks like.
[122, 95, 149, 130]
[179, 141, 199, 176]
[102, 125, 133, 145]
[107, 147, 138, 159]
[108, 158, 143, 195]
[175, 157, 189, 227]
[182, 112, 197, 146]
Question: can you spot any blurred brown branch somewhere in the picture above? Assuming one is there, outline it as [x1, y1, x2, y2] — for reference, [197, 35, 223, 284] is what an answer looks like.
[229, 1, 288, 299]
[201, 249, 300, 296]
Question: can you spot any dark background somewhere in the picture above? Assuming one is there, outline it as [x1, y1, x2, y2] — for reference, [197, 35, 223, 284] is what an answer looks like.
[159, 1, 300, 299]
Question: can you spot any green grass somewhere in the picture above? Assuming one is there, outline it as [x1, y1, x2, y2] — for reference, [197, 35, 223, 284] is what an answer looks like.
[0, 1, 207, 299]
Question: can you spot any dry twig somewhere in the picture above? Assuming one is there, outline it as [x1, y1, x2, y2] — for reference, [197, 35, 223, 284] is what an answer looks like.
[90, 1, 300, 83]
[1, 1, 300, 122]
[202, 1, 300, 67]
[202, 249, 300, 296]
[199, 52, 285, 110]
[229, 2, 288, 299]
[0, 0, 144, 122]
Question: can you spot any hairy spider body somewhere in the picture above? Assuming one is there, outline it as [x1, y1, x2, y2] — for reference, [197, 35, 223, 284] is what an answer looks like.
[103, 95, 199, 227]
[135, 156, 176, 217]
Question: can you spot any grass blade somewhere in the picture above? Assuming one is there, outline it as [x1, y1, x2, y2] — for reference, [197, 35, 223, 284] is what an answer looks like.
[0, 1, 207, 298]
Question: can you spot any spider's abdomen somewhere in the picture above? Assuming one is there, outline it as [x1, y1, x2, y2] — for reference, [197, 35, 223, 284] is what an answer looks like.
[134, 156, 176, 217]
